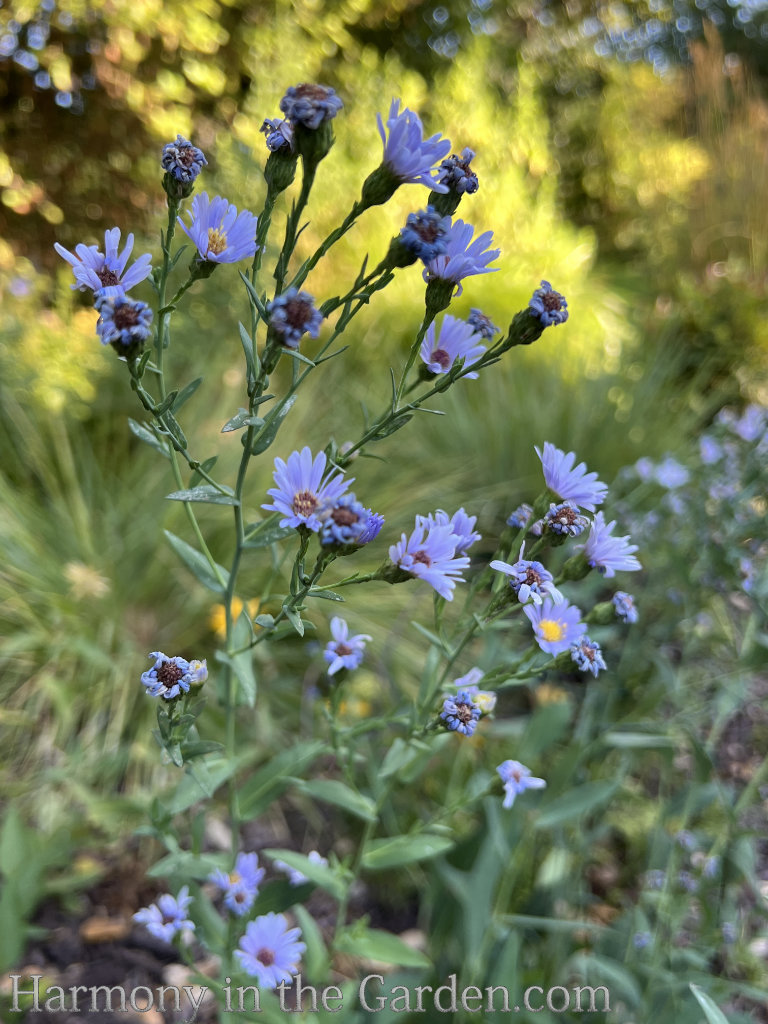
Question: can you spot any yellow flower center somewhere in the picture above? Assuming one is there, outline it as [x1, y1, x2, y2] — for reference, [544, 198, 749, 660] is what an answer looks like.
[229, 871, 241, 884]
[539, 619, 565, 643]
[207, 227, 228, 255]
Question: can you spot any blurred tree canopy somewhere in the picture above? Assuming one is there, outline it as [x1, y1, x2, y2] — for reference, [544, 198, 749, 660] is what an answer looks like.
[1, 0, 767, 404]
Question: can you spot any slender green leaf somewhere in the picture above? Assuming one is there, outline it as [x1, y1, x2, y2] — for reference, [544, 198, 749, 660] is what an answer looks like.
[250, 395, 297, 456]
[307, 588, 344, 602]
[282, 348, 316, 367]
[128, 418, 170, 458]
[298, 779, 377, 821]
[173, 377, 203, 411]
[222, 408, 265, 433]
[335, 927, 431, 968]
[189, 455, 218, 487]
[284, 605, 305, 636]
[362, 833, 454, 871]
[238, 742, 325, 817]
[238, 271, 267, 316]
[263, 849, 344, 899]
[243, 521, 296, 549]
[163, 530, 229, 594]
[535, 781, 619, 829]
[166, 484, 239, 505]
[155, 390, 179, 415]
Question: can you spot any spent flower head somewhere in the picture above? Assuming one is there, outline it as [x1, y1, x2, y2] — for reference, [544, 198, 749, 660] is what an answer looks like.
[235, 912, 306, 989]
[55, 227, 152, 295]
[491, 544, 562, 605]
[612, 591, 638, 624]
[582, 512, 641, 578]
[324, 617, 372, 675]
[440, 689, 481, 736]
[507, 503, 533, 529]
[419, 314, 486, 379]
[263, 447, 352, 532]
[280, 83, 343, 129]
[545, 500, 591, 537]
[133, 887, 194, 943]
[467, 307, 500, 340]
[497, 760, 546, 809]
[528, 280, 568, 326]
[161, 134, 207, 183]
[436, 147, 479, 195]
[524, 597, 585, 655]
[95, 291, 153, 357]
[399, 206, 451, 262]
[389, 519, 470, 601]
[141, 652, 205, 700]
[261, 117, 294, 153]
[179, 192, 258, 264]
[320, 494, 383, 548]
[267, 288, 323, 349]
[451, 668, 496, 713]
[536, 442, 608, 511]
[570, 635, 607, 677]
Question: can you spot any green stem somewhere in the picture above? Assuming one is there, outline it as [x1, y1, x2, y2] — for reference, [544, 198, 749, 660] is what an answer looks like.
[395, 308, 436, 406]
[288, 199, 365, 293]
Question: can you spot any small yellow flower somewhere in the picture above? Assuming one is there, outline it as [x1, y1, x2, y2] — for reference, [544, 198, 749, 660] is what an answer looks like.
[209, 598, 260, 638]
[64, 561, 110, 600]
[535, 683, 570, 706]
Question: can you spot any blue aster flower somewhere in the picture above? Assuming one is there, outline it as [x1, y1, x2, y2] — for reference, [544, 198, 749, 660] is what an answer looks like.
[418, 507, 481, 553]
[440, 688, 481, 736]
[490, 544, 562, 605]
[699, 435, 722, 465]
[634, 456, 655, 482]
[654, 457, 689, 489]
[524, 597, 585, 655]
[612, 591, 638, 624]
[528, 280, 568, 326]
[377, 98, 451, 191]
[179, 192, 258, 264]
[643, 869, 666, 890]
[419, 314, 486, 378]
[740, 557, 756, 593]
[677, 870, 698, 893]
[280, 83, 343, 129]
[140, 651, 204, 700]
[320, 493, 383, 547]
[261, 117, 294, 152]
[545, 500, 591, 537]
[436, 147, 479, 195]
[722, 922, 737, 944]
[263, 447, 352, 532]
[389, 519, 470, 601]
[675, 829, 696, 850]
[235, 912, 306, 989]
[399, 206, 451, 262]
[582, 512, 641, 577]
[734, 403, 766, 442]
[507, 503, 533, 529]
[535, 442, 608, 512]
[423, 219, 500, 293]
[497, 760, 546, 809]
[209, 852, 266, 917]
[633, 932, 651, 950]
[54, 227, 152, 294]
[570, 635, 607, 677]
[267, 287, 324, 349]
[95, 291, 153, 352]
[133, 887, 194, 943]
[324, 617, 372, 675]
[274, 850, 328, 886]
[703, 856, 719, 879]
[161, 134, 207, 182]
[467, 308, 500, 340]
